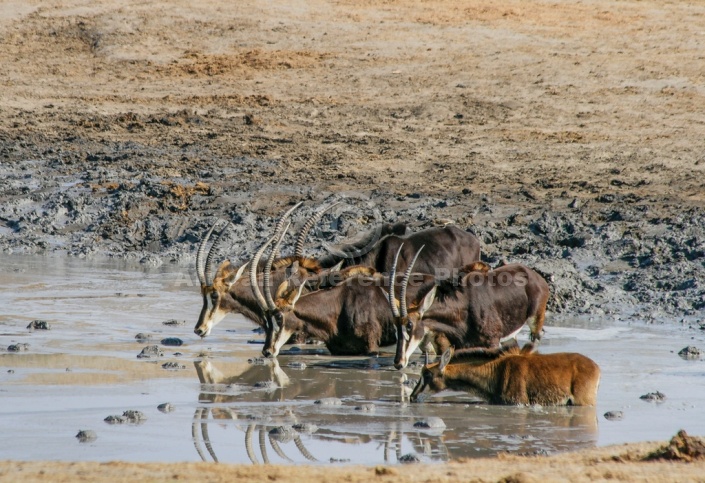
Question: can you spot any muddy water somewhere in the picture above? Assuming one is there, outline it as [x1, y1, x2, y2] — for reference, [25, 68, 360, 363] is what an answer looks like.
[1, 255, 704, 464]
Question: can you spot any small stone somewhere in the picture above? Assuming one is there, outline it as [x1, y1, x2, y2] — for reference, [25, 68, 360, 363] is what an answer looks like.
[7, 343, 29, 352]
[134, 333, 151, 342]
[27, 320, 51, 330]
[678, 346, 703, 360]
[287, 361, 307, 370]
[76, 430, 97, 442]
[604, 411, 624, 421]
[162, 319, 185, 326]
[104, 415, 127, 424]
[157, 403, 175, 413]
[413, 417, 446, 429]
[355, 404, 376, 412]
[137, 345, 163, 359]
[161, 362, 185, 370]
[122, 410, 147, 423]
[568, 198, 580, 209]
[248, 357, 266, 365]
[253, 380, 277, 389]
[398, 453, 421, 463]
[640, 391, 667, 403]
[160, 337, 183, 347]
[314, 397, 343, 406]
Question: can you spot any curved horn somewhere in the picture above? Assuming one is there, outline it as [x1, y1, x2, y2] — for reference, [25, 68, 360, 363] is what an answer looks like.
[294, 201, 341, 258]
[273, 201, 303, 238]
[264, 222, 291, 311]
[388, 243, 404, 318]
[204, 223, 231, 285]
[196, 220, 223, 286]
[400, 245, 425, 318]
[250, 236, 275, 311]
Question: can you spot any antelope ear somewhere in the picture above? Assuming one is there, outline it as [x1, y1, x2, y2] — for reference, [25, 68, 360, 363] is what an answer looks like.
[417, 286, 437, 317]
[287, 260, 300, 277]
[275, 280, 291, 300]
[330, 260, 344, 272]
[439, 347, 453, 373]
[225, 262, 248, 287]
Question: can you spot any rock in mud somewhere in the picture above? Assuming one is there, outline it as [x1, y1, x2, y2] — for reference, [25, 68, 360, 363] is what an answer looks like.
[292, 423, 318, 434]
[137, 345, 163, 359]
[269, 426, 298, 443]
[355, 404, 376, 412]
[27, 320, 51, 330]
[104, 415, 127, 424]
[398, 453, 421, 463]
[160, 337, 183, 347]
[253, 380, 277, 389]
[134, 333, 151, 342]
[314, 397, 343, 406]
[122, 410, 147, 423]
[75, 430, 97, 443]
[162, 319, 185, 326]
[7, 343, 29, 352]
[640, 391, 667, 403]
[678, 346, 703, 360]
[157, 403, 175, 413]
[604, 411, 624, 421]
[248, 357, 266, 365]
[161, 362, 186, 370]
[413, 417, 446, 429]
[287, 361, 307, 370]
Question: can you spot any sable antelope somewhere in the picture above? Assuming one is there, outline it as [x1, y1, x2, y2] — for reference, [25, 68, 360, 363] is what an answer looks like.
[193, 202, 333, 339]
[409, 344, 600, 406]
[319, 224, 481, 277]
[265, 248, 436, 357]
[392, 261, 550, 369]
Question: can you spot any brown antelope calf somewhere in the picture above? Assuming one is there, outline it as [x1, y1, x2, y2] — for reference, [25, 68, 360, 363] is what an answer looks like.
[391, 260, 550, 369]
[410, 344, 600, 406]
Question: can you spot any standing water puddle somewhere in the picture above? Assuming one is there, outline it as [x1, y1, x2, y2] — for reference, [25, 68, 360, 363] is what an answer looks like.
[1, 255, 704, 464]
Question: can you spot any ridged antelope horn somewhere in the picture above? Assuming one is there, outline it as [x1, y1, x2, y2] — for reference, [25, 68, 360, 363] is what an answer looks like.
[400, 245, 425, 318]
[196, 220, 224, 286]
[273, 201, 303, 238]
[388, 243, 404, 318]
[204, 223, 231, 285]
[250, 236, 275, 311]
[264, 222, 291, 311]
[293, 201, 341, 258]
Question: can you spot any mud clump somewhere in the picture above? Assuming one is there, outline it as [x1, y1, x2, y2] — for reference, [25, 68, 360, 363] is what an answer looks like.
[27, 320, 51, 330]
[157, 403, 175, 413]
[604, 411, 624, 421]
[355, 403, 376, 412]
[645, 430, 705, 462]
[161, 362, 186, 370]
[269, 426, 298, 443]
[134, 333, 151, 342]
[75, 430, 97, 443]
[137, 345, 163, 359]
[398, 453, 421, 464]
[413, 417, 446, 429]
[678, 346, 703, 360]
[160, 337, 183, 346]
[292, 423, 318, 434]
[162, 320, 186, 327]
[314, 397, 343, 406]
[640, 391, 666, 403]
[104, 410, 147, 425]
[7, 343, 29, 352]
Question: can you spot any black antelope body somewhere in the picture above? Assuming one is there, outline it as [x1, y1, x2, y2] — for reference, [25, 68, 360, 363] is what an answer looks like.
[392, 260, 550, 369]
[265, 248, 436, 357]
[410, 344, 600, 406]
[319, 224, 481, 277]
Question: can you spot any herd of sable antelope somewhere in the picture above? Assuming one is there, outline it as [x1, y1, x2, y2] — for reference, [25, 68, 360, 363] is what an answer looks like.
[193, 201, 601, 406]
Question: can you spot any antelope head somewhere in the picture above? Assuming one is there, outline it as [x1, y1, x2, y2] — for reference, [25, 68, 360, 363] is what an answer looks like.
[389, 244, 437, 370]
[409, 347, 453, 402]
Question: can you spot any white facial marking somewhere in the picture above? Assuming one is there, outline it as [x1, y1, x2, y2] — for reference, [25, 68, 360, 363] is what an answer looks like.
[500, 323, 525, 344]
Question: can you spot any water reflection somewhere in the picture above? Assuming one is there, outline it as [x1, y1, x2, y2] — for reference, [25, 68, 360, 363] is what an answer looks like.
[191, 357, 599, 464]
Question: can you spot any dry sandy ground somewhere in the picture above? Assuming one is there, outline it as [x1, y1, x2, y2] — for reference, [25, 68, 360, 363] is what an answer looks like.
[2, 0, 705, 479]
[2, 438, 705, 482]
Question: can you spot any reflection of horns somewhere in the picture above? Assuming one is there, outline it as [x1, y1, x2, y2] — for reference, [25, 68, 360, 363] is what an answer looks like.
[204, 223, 231, 286]
[400, 245, 425, 318]
[259, 427, 269, 464]
[192, 408, 208, 462]
[268, 433, 294, 462]
[245, 424, 259, 464]
[196, 220, 224, 286]
[388, 244, 404, 318]
[294, 435, 318, 462]
[294, 202, 340, 258]
[201, 408, 218, 463]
